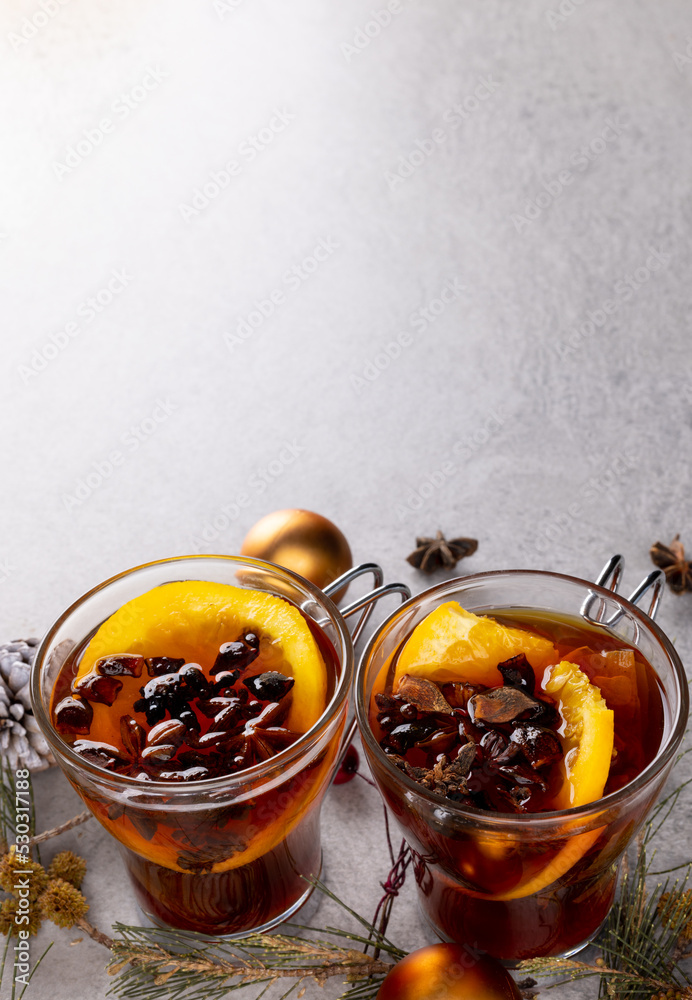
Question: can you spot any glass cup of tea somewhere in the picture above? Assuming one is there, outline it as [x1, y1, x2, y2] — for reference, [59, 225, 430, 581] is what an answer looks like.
[355, 567, 688, 962]
[31, 555, 357, 936]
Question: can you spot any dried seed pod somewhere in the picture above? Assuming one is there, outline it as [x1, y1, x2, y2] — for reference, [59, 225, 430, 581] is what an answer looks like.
[197, 729, 238, 750]
[158, 766, 210, 782]
[394, 675, 454, 715]
[120, 715, 146, 759]
[146, 719, 186, 747]
[197, 696, 242, 719]
[141, 744, 177, 763]
[454, 741, 478, 777]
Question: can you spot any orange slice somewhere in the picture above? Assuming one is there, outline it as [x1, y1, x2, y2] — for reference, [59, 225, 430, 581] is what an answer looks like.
[394, 602, 557, 688]
[75, 580, 327, 742]
[472, 660, 614, 901]
[66, 581, 333, 874]
[544, 659, 614, 809]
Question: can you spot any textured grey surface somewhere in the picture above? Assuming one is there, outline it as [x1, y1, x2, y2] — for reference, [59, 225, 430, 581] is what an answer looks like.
[1, 0, 691, 996]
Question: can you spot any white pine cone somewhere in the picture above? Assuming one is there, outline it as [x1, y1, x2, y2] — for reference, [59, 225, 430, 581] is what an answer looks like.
[0, 639, 54, 772]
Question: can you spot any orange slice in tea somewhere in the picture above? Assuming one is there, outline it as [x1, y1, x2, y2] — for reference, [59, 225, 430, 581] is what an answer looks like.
[470, 660, 614, 901]
[543, 659, 614, 809]
[75, 580, 327, 743]
[394, 602, 557, 688]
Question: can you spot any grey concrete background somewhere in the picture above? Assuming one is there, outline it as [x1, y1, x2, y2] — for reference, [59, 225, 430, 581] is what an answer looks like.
[1, 0, 691, 996]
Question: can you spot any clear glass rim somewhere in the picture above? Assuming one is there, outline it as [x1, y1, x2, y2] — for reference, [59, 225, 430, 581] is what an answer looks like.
[355, 567, 689, 828]
[31, 554, 354, 793]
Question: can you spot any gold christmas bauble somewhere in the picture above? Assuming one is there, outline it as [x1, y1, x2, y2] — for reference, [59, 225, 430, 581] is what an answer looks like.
[376, 945, 521, 1000]
[241, 509, 352, 597]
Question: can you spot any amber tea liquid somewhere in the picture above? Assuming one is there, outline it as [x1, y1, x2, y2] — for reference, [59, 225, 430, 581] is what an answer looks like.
[51, 620, 342, 936]
[369, 608, 665, 961]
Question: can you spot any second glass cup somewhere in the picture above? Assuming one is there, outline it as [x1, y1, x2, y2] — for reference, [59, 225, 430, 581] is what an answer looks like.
[355, 569, 688, 963]
[31, 556, 356, 936]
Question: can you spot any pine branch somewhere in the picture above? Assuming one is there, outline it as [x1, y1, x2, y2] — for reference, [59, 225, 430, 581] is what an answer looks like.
[105, 925, 394, 1000]
[77, 916, 114, 950]
[29, 810, 92, 845]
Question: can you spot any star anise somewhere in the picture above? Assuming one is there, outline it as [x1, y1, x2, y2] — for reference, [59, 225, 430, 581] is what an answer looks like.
[650, 535, 692, 594]
[406, 531, 478, 573]
[223, 702, 300, 771]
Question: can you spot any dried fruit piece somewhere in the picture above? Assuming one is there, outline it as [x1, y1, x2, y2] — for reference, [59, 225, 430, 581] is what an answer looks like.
[394, 674, 453, 715]
[468, 687, 551, 725]
[73, 671, 123, 706]
[178, 663, 210, 695]
[510, 725, 563, 769]
[54, 697, 93, 735]
[72, 739, 124, 769]
[96, 655, 144, 677]
[211, 634, 259, 675]
[146, 656, 185, 677]
[243, 672, 294, 701]
[497, 654, 536, 694]
[384, 720, 437, 754]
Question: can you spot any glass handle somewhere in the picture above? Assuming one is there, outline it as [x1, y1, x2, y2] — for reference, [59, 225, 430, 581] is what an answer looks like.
[584, 554, 665, 625]
[323, 563, 411, 644]
[325, 566, 411, 768]
[594, 553, 625, 592]
[626, 569, 665, 621]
